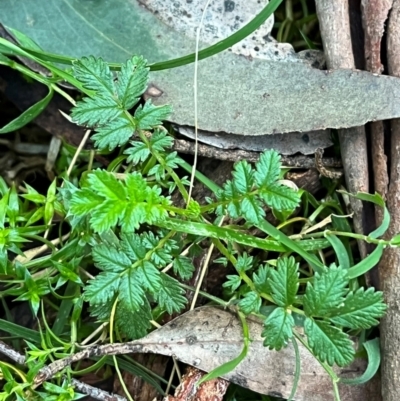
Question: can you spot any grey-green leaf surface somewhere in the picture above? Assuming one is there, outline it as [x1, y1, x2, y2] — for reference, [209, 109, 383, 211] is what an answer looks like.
[3, 1, 400, 135]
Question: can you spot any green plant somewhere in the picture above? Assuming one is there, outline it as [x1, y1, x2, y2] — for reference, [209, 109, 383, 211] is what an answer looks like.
[0, 40, 393, 401]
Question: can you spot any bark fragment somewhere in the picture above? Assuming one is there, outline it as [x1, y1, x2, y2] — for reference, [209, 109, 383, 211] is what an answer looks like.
[380, 2, 400, 399]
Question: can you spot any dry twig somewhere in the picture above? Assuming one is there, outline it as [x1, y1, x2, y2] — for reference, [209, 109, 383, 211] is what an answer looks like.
[315, 0, 370, 258]
[0, 340, 127, 401]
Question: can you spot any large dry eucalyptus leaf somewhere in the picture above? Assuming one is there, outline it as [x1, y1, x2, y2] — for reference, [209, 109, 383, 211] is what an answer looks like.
[2, 0, 400, 138]
[36, 307, 379, 400]
[137, 307, 379, 401]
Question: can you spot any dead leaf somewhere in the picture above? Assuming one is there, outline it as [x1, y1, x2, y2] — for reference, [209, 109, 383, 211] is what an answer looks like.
[37, 307, 380, 401]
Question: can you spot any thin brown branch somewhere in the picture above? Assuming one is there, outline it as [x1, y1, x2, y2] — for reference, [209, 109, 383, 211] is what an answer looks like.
[35, 343, 145, 387]
[316, 0, 370, 259]
[0, 340, 127, 401]
[361, 0, 392, 225]
[172, 139, 342, 169]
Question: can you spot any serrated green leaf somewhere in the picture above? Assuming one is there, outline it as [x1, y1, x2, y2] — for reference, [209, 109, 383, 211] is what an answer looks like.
[329, 288, 386, 329]
[241, 196, 265, 224]
[258, 183, 300, 211]
[165, 151, 182, 168]
[156, 274, 186, 314]
[304, 318, 354, 366]
[150, 130, 174, 151]
[254, 150, 281, 187]
[120, 233, 147, 260]
[119, 269, 146, 311]
[223, 275, 242, 291]
[134, 101, 171, 130]
[125, 141, 151, 164]
[235, 253, 254, 274]
[115, 301, 152, 340]
[123, 192, 169, 232]
[73, 56, 115, 96]
[91, 199, 127, 232]
[269, 256, 299, 307]
[304, 266, 348, 316]
[71, 96, 120, 126]
[232, 161, 254, 194]
[69, 171, 169, 233]
[116, 55, 149, 109]
[262, 307, 294, 350]
[89, 301, 113, 322]
[173, 256, 195, 280]
[239, 291, 261, 315]
[91, 117, 134, 150]
[88, 170, 126, 201]
[84, 272, 120, 305]
[69, 188, 104, 216]
[253, 265, 273, 294]
[137, 261, 162, 293]
[92, 244, 131, 272]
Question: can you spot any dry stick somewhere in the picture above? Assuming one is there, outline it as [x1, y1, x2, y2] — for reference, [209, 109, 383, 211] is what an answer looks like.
[380, 2, 400, 400]
[315, 1, 370, 259]
[0, 341, 127, 401]
[35, 342, 145, 386]
[361, 0, 392, 225]
[172, 139, 342, 168]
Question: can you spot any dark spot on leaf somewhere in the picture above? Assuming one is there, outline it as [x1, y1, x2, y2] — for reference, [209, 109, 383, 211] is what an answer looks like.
[224, 1, 235, 12]
[202, 321, 209, 326]
[186, 335, 197, 345]
[302, 134, 309, 143]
